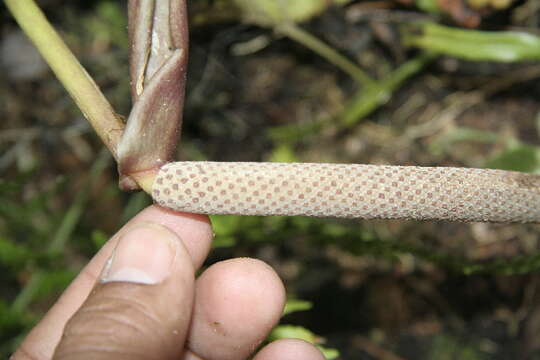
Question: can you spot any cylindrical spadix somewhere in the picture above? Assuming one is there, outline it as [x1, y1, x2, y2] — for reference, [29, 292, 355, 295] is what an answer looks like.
[152, 162, 540, 223]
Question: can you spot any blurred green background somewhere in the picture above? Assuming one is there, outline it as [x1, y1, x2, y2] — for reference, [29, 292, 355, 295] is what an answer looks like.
[2, 0, 540, 358]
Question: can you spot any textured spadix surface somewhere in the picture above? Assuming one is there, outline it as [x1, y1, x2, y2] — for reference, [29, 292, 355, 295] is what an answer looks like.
[152, 162, 540, 222]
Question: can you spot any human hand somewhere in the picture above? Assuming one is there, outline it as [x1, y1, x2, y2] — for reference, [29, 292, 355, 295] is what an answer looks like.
[12, 205, 324, 360]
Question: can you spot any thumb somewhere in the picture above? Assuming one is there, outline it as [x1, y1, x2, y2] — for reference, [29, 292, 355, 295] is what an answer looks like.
[53, 222, 195, 360]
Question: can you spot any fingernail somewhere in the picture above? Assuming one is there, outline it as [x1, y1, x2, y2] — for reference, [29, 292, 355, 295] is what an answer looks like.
[101, 223, 177, 284]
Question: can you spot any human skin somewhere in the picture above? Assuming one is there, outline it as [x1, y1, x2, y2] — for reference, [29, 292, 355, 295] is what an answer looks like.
[11, 205, 324, 360]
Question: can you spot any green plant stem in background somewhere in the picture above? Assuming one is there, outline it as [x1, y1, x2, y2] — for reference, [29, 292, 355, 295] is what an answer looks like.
[48, 150, 111, 253]
[10, 272, 44, 314]
[341, 51, 437, 127]
[278, 22, 375, 87]
[4, 0, 124, 159]
[269, 52, 437, 142]
[10, 151, 111, 314]
[404, 22, 540, 62]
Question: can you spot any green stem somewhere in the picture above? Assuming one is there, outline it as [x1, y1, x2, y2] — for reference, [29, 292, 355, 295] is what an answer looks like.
[47, 150, 111, 254]
[4, 0, 124, 160]
[11, 150, 111, 313]
[403, 22, 540, 62]
[269, 52, 437, 142]
[278, 22, 375, 87]
[341, 51, 437, 126]
[11, 272, 44, 314]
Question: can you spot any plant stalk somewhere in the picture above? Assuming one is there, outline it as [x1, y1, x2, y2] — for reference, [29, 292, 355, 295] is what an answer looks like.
[277, 22, 375, 87]
[4, 0, 123, 157]
[4, 0, 156, 193]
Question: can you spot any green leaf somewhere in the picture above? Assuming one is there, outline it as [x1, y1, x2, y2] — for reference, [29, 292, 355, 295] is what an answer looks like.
[210, 215, 241, 237]
[91, 230, 109, 250]
[210, 215, 288, 246]
[83, 1, 127, 49]
[415, 0, 441, 13]
[0, 179, 22, 194]
[404, 22, 540, 62]
[429, 334, 487, 360]
[269, 325, 340, 360]
[283, 298, 312, 315]
[233, 0, 331, 26]
[485, 144, 540, 173]
[269, 324, 317, 343]
[428, 127, 501, 156]
[35, 270, 76, 300]
[319, 346, 340, 360]
[209, 215, 241, 247]
[0, 237, 33, 269]
[12, 270, 76, 313]
[0, 300, 32, 330]
[0, 299, 35, 358]
[268, 143, 298, 163]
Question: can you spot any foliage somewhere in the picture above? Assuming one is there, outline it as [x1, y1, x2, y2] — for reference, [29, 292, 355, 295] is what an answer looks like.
[81, 1, 127, 50]
[212, 212, 540, 275]
[269, 299, 340, 359]
[0, 152, 111, 356]
[269, 53, 436, 143]
[430, 126, 540, 174]
[414, 0, 441, 14]
[233, 0, 351, 26]
[404, 22, 540, 62]
[428, 334, 488, 360]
